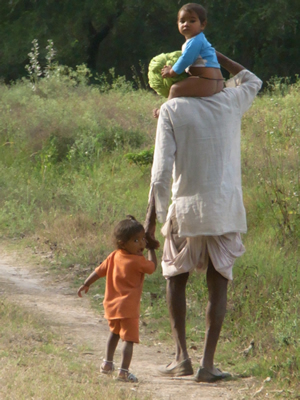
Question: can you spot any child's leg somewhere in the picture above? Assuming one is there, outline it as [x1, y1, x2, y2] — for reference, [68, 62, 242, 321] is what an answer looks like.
[118, 341, 134, 379]
[115, 318, 139, 380]
[120, 341, 134, 370]
[153, 76, 224, 118]
[116, 317, 139, 380]
[168, 76, 224, 100]
[101, 331, 120, 373]
[106, 331, 120, 361]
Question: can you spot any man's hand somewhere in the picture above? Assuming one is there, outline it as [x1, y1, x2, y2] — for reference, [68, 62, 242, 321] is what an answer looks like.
[144, 189, 160, 250]
[161, 65, 177, 78]
[145, 211, 160, 249]
[145, 231, 160, 250]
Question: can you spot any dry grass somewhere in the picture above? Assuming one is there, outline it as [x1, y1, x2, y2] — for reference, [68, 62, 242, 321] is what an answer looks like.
[0, 299, 150, 400]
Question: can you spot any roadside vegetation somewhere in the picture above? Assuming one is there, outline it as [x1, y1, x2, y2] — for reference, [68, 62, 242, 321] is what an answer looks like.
[0, 48, 299, 398]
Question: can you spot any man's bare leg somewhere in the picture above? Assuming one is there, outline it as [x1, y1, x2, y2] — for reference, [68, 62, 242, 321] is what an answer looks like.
[201, 257, 228, 375]
[166, 272, 190, 365]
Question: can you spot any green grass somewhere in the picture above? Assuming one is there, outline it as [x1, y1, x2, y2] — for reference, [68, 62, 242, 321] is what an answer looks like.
[0, 71, 299, 395]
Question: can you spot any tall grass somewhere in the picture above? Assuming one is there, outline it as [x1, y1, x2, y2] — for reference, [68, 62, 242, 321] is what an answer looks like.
[0, 68, 299, 395]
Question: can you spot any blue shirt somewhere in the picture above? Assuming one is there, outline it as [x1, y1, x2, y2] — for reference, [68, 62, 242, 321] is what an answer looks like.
[172, 32, 220, 74]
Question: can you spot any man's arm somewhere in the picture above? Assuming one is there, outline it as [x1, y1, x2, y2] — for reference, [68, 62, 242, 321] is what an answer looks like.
[217, 51, 262, 112]
[216, 51, 245, 76]
[144, 189, 160, 250]
[145, 102, 176, 247]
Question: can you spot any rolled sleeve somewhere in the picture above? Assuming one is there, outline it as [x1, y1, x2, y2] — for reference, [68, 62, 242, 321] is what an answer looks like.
[225, 70, 263, 114]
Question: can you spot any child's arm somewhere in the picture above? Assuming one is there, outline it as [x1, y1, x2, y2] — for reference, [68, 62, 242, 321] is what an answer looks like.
[77, 271, 100, 297]
[164, 34, 205, 79]
[147, 249, 157, 270]
[161, 34, 204, 78]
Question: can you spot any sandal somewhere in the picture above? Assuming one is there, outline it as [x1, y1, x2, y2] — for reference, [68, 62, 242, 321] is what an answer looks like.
[194, 366, 231, 383]
[116, 368, 138, 383]
[158, 358, 194, 377]
[100, 359, 115, 375]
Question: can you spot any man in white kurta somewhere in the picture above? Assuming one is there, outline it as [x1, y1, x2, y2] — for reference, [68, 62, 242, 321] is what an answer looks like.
[145, 52, 262, 382]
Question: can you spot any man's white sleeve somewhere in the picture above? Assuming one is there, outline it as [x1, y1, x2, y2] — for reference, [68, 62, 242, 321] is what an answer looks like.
[150, 105, 176, 223]
[226, 70, 263, 114]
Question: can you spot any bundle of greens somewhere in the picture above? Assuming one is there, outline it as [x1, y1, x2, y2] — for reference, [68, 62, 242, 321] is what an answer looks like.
[148, 51, 188, 98]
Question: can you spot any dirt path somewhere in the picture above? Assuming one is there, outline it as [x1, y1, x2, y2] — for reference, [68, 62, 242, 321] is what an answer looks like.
[0, 243, 257, 400]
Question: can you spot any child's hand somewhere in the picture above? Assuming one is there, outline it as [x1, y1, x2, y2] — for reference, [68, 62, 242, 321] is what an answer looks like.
[77, 284, 89, 297]
[161, 65, 177, 78]
[148, 249, 157, 270]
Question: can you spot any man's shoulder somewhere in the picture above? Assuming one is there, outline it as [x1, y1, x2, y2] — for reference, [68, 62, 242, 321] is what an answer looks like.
[161, 97, 192, 111]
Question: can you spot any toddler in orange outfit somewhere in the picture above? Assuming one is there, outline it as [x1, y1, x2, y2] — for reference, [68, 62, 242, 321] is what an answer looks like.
[78, 215, 157, 382]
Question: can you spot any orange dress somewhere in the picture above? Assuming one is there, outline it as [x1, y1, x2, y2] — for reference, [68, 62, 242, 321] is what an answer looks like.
[95, 249, 155, 319]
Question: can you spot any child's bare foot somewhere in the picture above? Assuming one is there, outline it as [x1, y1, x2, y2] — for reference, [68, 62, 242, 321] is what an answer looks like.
[100, 360, 114, 374]
[153, 108, 160, 118]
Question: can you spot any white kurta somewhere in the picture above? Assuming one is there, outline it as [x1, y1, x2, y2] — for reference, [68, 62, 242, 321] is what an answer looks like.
[150, 69, 262, 237]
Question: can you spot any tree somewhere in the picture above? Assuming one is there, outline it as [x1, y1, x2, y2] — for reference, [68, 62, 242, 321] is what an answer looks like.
[204, 0, 300, 81]
[0, 0, 299, 83]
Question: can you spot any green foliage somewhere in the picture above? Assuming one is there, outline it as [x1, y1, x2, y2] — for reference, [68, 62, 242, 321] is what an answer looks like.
[25, 39, 42, 88]
[125, 147, 154, 166]
[241, 86, 300, 243]
[1, 1, 300, 84]
[205, 0, 300, 82]
[24, 38, 93, 88]
[266, 76, 295, 97]
[67, 126, 146, 164]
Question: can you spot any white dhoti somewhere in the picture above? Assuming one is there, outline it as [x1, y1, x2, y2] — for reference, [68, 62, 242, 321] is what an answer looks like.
[161, 207, 245, 281]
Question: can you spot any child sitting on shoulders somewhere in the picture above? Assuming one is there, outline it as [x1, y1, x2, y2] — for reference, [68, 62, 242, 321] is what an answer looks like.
[77, 215, 157, 382]
[154, 3, 223, 118]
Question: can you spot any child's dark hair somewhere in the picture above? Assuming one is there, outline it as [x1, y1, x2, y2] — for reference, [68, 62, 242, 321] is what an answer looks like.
[113, 215, 144, 248]
[178, 3, 207, 24]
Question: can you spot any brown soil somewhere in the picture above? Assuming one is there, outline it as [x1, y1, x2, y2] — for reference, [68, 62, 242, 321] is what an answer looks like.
[0, 242, 260, 400]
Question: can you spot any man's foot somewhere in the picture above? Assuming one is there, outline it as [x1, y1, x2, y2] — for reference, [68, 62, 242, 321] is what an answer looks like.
[100, 360, 115, 374]
[194, 366, 231, 383]
[158, 358, 194, 377]
[153, 108, 160, 118]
